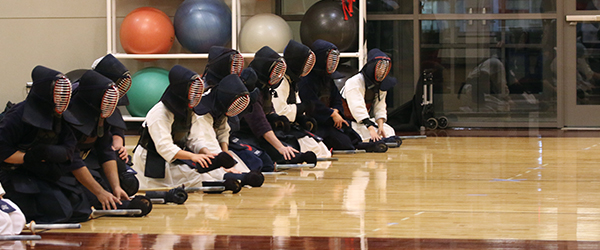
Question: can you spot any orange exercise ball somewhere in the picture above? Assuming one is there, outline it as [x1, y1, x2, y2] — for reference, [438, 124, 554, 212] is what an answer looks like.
[120, 7, 175, 54]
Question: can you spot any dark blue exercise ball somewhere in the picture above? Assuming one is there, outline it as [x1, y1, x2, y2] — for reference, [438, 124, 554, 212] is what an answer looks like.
[334, 64, 358, 90]
[174, 0, 232, 53]
[300, 0, 358, 52]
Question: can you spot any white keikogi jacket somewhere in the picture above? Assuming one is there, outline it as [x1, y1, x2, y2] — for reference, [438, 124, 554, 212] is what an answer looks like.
[341, 74, 395, 141]
[132, 102, 209, 189]
[0, 183, 25, 236]
[272, 77, 331, 158]
[191, 113, 251, 179]
[273, 77, 301, 122]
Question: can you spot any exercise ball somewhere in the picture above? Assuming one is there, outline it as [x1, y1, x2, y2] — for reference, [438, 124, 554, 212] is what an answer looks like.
[174, 0, 232, 53]
[120, 7, 175, 54]
[334, 64, 358, 90]
[126, 67, 170, 117]
[239, 13, 293, 53]
[300, 0, 358, 51]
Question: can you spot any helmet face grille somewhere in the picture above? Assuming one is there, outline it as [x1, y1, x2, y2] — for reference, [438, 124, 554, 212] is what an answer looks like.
[269, 60, 287, 86]
[226, 94, 250, 117]
[301, 51, 316, 77]
[116, 72, 132, 98]
[375, 59, 391, 82]
[100, 85, 119, 119]
[188, 75, 205, 108]
[326, 49, 340, 74]
[53, 75, 72, 115]
[231, 53, 244, 76]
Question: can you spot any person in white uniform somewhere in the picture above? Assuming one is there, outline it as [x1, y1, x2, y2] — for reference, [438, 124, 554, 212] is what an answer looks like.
[272, 40, 331, 158]
[132, 65, 239, 191]
[340, 48, 401, 146]
[299, 41, 389, 152]
[0, 183, 25, 236]
[233, 46, 317, 169]
[196, 46, 267, 183]
[193, 74, 264, 187]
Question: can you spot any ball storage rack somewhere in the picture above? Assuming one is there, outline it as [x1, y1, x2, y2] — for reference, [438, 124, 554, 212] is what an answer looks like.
[105, 0, 367, 122]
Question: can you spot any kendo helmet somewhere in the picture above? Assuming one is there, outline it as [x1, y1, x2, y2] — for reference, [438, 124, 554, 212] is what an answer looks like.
[68, 70, 123, 136]
[248, 46, 287, 90]
[203, 46, 244, 88]
[22, 66, 74, 130]
[310, 39, 341, 76]
[160, 65, 206, 118]
[92, 54, 132, 99]
[361, 49, 395, 91]
[283, 40, 316, 79]
[194, 74, 251, 118]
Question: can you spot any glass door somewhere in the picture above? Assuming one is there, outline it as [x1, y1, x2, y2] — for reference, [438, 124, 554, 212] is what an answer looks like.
[418, 0, 558, 127]
[564, 1, 600, 127]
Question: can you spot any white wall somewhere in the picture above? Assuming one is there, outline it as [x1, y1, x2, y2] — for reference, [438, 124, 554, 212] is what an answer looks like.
[0, 0, 107, 105]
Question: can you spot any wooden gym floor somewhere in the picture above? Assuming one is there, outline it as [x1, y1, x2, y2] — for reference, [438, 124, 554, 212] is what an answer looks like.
[11, 128, 600, 249]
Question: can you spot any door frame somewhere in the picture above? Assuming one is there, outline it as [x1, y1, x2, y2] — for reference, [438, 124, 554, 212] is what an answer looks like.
[563, 0, 600, 127]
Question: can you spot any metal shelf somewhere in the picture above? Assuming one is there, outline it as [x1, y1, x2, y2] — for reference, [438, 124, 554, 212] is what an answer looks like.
[122, 115, 146, 122]
[112, 53, 209, 59]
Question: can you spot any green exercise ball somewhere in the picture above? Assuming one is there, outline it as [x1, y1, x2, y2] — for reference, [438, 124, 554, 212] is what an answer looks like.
[126, 67, 170, 117]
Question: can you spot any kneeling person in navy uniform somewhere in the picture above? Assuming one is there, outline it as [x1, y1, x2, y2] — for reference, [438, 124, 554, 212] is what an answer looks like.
[0, 66, 91, 223]
[68, 70, 150, 215]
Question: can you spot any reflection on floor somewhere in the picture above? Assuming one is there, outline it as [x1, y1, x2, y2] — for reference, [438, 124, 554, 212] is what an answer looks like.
[11, 233, 600, 250]
[11, 128, 600, 250]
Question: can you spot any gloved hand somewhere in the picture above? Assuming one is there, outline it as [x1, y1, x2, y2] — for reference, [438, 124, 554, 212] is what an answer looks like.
[266, 113, 291, 132]
[296, 103, 306, 116]
[211, 151, 237, 169]
[121, 195, 153, 217]
[146, 186, 188, 204]
[22, 161, 62, 182]
[202, 178, 242, 194]
[295, 114, 318, 132]
[24, 144, 70, 164]
[21, 144, 70, 182]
